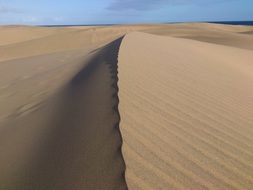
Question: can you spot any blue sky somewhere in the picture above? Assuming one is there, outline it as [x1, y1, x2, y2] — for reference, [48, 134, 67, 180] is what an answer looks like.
[0, 0, 252, 25]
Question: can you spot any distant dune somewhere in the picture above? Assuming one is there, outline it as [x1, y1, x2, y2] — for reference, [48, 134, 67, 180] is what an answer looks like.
[0, 23, 253, 190]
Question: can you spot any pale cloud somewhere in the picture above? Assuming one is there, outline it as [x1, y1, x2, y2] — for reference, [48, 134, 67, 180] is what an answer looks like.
[0, 5, 20, 13]
[107, 0, 236, 11]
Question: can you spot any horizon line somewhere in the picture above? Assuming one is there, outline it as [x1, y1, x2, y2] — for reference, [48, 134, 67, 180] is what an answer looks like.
[0, 20, 253, 27]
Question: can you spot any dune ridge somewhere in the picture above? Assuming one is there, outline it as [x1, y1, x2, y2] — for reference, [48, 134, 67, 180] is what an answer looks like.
[0, 23, 253, 190]
[1, 23, 253, 62]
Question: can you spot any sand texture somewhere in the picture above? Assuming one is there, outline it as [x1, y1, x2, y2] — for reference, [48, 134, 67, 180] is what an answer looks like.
[118, 32, 253, 190]
[0, 23, 253, 189]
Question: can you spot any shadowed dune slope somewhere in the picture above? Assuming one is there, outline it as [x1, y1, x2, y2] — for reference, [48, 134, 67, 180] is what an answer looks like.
[0, 38, 127, 190]
[118, 32, 253, 190]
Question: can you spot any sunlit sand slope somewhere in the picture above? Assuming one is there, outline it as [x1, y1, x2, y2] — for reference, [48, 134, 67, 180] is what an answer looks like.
[144, 23, 253, 50]
[0, 26, 67, 46]
[118, 32, 253, 190]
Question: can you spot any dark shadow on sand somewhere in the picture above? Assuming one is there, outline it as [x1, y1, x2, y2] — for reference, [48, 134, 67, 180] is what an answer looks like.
[8, 37, 127, 190]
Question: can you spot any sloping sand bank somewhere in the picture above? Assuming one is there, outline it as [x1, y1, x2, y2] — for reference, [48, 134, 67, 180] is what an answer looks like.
[0, 23, 253, 190]
[0, 38, 127, 190]
[118, 32, 253, 190]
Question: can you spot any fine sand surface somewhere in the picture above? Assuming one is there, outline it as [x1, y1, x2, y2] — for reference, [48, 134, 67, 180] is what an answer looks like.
[0, 23, 253, 189]
[118, 32, 253, 190]
[0, 37, 127, 189]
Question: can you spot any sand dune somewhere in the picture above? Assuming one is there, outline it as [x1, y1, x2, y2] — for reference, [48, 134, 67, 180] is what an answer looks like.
[0, 23, 253, 189]
[144, 23, 253, 50]
[118, 32, 253, 190]
[0, 38, 127, 190]
[1, 23, 253, 62]
[0, 25, 156, 62]
[0, 26, 69, 46]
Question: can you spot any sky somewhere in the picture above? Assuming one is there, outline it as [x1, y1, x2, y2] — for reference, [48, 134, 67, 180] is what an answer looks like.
[0, 0, 253, 25]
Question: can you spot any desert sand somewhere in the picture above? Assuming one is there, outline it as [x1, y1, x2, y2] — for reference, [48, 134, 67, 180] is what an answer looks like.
[119, 32, 253, 190]
[0, 23, 253, 190]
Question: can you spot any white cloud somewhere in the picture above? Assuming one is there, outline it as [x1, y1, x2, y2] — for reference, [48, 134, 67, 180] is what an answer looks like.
[107, 0, 236, 11]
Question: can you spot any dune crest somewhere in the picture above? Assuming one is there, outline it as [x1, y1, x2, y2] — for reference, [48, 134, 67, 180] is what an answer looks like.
[1, 23, 253, 190]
